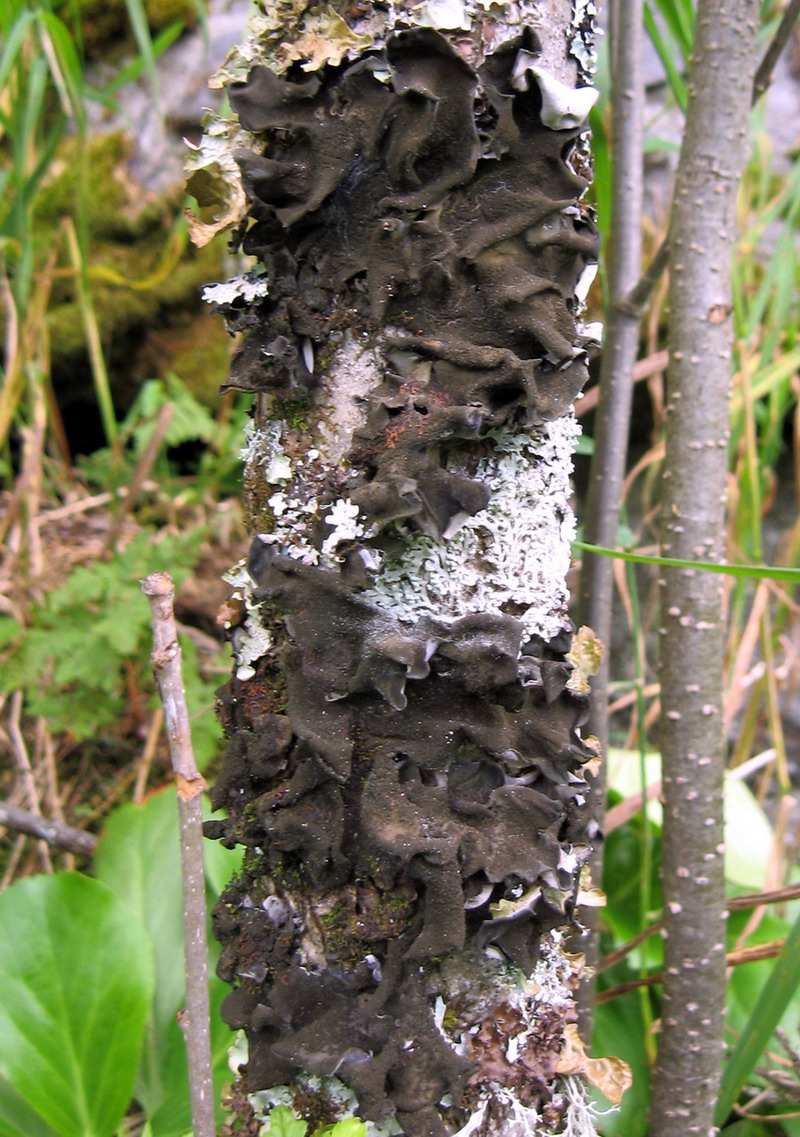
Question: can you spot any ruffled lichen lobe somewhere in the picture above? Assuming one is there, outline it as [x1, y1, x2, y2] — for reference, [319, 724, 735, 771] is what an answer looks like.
[203, 1, 606, 1133]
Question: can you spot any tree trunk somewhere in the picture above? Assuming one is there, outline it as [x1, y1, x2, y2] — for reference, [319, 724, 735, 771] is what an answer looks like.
[200, 2, 604, 1134]
[649, 0, 758, 1132]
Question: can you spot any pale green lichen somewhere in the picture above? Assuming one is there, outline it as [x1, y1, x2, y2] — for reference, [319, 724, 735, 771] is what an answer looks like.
[559, 1077, 612, 1137]
[361, 418, 580, 642]
[202, 274, 268, 307]
[222, 559, 276, 680]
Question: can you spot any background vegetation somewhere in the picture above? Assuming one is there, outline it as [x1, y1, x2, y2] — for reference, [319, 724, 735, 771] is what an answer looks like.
[0, 0, 799, 1134]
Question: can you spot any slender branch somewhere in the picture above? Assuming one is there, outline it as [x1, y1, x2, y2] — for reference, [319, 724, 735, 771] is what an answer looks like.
[581, 0, 645, 756]
[142, 573, 215, 1137]
[597, 940, 787, 1004]
[578, 0, 644, 1039]
[598, 883, 800, 974]
[623, 0, 800, 316]
[752, 0, 800, 101]
[649, 0, 759, 1128]
[0, 801, 97, 856]
[7, 690, 52, 872]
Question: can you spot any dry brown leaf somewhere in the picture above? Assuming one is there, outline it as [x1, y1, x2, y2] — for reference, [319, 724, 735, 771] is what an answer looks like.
[555, 1023, 632, 1105]
[565, 625, 605, 695]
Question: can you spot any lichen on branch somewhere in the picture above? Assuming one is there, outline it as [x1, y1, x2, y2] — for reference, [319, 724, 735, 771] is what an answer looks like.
[201, 2, 608, 1134]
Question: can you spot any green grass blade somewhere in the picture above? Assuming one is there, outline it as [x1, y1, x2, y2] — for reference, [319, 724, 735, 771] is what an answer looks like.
[122, 0, 161, 113]
[573, 541, 800, 584]
[37, 12, 87, 129]
[105, 20, 185, 94]
[643, 1, 688, 109]
[0, 9, 34, 98]
[715, 910, 800, 1126]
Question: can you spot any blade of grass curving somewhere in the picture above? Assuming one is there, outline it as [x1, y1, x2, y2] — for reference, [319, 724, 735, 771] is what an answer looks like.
[715, 909, 800, 1127]
[63, 218, 118, 446]
[657, 0, 695, 58]
[103, 20, 185, 97]
[574, 541, 800, 584]
[190, 0, 208, 51]
[0, 10, 34, 99]
[123, 0, 162, 114]
[643, 0, 688, 109]
[37, 13, 86, 130]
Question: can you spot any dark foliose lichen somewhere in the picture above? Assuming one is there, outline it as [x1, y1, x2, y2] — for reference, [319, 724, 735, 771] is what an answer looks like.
[204, 19, 600, 1137]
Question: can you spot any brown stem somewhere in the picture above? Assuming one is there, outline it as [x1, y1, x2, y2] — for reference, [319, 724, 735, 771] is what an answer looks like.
[142, 573, 215, 1137]
[0, 801, 97, 856]
[752, 0, 800, 101]
[578, 0, 645, 1040]
[598, 939, 787, 1005]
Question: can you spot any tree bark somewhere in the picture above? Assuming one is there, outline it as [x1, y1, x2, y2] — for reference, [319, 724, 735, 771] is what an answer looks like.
[577, 0, 645, 1037]
[649, 0, 758, 1132]
[200, 2, 604, 1134]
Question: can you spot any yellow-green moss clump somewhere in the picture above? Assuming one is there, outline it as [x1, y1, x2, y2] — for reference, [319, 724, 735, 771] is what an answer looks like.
[33, 131, 229, 405]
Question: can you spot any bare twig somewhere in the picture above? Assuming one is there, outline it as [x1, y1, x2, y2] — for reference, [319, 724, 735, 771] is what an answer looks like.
[597, 939, 787, 1005]
[142, 572, 215, 1137]
[133, 708, 164, 804]
[577, 0, 645, 1040]
[0, 802, 97, 856]
[7, 691, 52, 872]
[598, 882, 800, 975]
[0, 836, 27, 891]
[752, 0, 800, 101]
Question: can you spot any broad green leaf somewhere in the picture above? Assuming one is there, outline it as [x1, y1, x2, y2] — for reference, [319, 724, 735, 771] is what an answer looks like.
[266, 1106, 308, 1137]
[95, 790, 185, 1117]
[607, 749, 774, 889]
[319, 1120, 368, 1137]
[591, 993, 651, 1137]
[147, 975, 233, 1137]
[723, 780, 774, 890]
[202, 801, 243, 896]
[96, 790, 241, 1123]
[0, 1073, 60, 1137]
[0, 873, 153, 1137]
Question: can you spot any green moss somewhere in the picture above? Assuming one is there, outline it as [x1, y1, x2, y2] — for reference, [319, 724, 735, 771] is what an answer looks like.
[31, 132, 227, 403]
[274, 394, 313, 433]
[132, 310, 231, 405]
[54, 0, 197, 60]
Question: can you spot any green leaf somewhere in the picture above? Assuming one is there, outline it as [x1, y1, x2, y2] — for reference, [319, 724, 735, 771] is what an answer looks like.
[94, 791, 185, 1118]
[318, 1120, 368, 1137]
[95, 790, 241, 1125]
[147, 974, 233, 1137]
[0, 1073, 60, 1137]
[715, 910, 800, 1126]
[591, 993, 651, 1137]
[265, 1106, 308, 1137]
[0, 873, 153, 1137]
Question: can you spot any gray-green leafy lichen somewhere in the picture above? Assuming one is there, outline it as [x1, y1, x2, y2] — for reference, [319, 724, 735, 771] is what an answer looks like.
[201, 5, 606, 1135]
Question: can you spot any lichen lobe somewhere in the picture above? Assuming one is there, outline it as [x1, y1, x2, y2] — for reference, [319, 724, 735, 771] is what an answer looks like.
[205, 17, 600, 1137]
